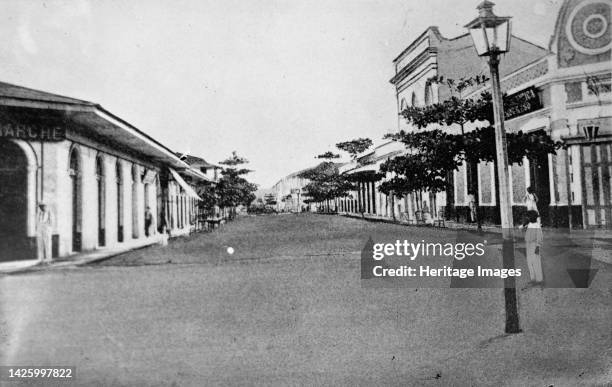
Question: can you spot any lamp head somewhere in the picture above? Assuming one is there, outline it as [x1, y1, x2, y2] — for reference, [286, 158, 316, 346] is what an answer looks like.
[465, 1, 512, 56]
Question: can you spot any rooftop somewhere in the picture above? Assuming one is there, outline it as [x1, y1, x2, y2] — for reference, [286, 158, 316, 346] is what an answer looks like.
[0, 81, 94, 106]
[175, 153, 221, 169]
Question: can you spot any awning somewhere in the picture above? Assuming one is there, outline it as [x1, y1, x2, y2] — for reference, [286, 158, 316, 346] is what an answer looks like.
[169, 168, 202, 200]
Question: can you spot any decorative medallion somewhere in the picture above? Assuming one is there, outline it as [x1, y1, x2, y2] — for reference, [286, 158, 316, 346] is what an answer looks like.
[565, 0, 611, 55]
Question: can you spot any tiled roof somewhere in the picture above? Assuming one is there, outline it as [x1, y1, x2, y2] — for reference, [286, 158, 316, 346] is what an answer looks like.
[0, 81, 94, 105]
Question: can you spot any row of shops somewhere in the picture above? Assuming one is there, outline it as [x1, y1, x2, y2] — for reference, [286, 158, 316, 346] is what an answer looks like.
[0, 82, 222, 262]
[295, 0, 611, 230]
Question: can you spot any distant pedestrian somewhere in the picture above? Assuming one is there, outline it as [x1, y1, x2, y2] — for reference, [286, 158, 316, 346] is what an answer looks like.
[422, 202, 432, 224]
[524, 186, 538, 213]
[467, 191, 477, 223]
[144, 206, 154, 237]
[524, 210, 544, 286]
[36, 202, 53, 263]
[158, 213, 169, 246]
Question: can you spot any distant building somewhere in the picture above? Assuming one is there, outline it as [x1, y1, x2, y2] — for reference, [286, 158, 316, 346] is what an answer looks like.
[271, 168, 310, 212]
[177, 153, 222, 183]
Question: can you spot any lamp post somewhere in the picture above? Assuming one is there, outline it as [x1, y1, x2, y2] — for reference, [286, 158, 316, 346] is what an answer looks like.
[465, 0, 520, 334]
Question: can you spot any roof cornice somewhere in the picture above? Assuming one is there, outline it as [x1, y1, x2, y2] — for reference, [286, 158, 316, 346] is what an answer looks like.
[390, 47, 438, 85]
[393, 26, 442, 64]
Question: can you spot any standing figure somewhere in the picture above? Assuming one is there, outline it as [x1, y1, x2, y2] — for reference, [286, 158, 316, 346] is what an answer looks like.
[36, 202, 53, 263]
[467, 191, 477, 223]
[524, 210, 544, 286]
[524, 186, 539, 213]
[158, 212, 169, 246]
[144, 206, 154, 237]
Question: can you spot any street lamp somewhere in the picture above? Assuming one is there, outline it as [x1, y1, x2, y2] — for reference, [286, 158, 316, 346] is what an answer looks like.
[465, 0, 521, 334]
[465, 1, 511, 57]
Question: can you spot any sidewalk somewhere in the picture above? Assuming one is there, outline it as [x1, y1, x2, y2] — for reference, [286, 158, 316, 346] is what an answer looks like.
[339, 212, 612, 265]
[0, 236, 162, 275]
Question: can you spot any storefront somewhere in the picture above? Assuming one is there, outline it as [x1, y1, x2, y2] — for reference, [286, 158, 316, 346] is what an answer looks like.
[0, 82, 206, 262]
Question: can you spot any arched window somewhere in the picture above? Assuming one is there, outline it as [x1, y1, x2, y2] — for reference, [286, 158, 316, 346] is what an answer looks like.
[96, 156, 105, 246]
[131, 164, 139, 238]
[411, 92, 418, 107]
[116, 161, 123, 242]
[69, 148, 82, 252]
[400, 98, 407, 112]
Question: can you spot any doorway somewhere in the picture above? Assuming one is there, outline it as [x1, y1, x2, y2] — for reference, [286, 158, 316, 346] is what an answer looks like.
[530, 155, 551, 225]
[0, 140, 28, 261]
[69, 149, 82, 252]
[96, 156, 105, 247]
[581, 143, 612, 228]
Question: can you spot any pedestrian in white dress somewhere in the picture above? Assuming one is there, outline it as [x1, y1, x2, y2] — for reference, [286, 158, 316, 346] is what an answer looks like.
[524, 186, 538, 213]
[36, 202, 53, 263]
[524, 210, 543, 285]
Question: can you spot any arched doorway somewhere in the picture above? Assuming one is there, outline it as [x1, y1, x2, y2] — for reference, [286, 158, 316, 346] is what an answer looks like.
[0, 140, 28, 261]
[69, 148, 82, 252]
[96, 156, 105, 247]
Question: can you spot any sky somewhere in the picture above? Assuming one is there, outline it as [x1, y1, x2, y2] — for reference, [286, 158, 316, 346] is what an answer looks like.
[0, 0, 562, 188]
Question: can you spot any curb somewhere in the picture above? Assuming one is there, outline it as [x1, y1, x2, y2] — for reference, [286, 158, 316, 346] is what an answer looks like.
[336, 213, 612, 265]
[1, 243, 156, 275]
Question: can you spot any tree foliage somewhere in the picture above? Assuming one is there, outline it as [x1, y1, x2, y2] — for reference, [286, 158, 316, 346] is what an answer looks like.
[380, 128, 562, 195]
[196, 183, 219, 213]
[299, 162, 355, 203]
[381, 76, 564, 196]
[299, 138, 373, 203]
[401, 91, 492, 130]
[317, 151, 340, 159]
[216, 151, 258, 208]
[336, 138, 373, 160]
[429, 74, 490, 98]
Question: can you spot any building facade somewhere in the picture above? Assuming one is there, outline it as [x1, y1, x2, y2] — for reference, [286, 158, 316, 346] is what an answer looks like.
[337, 0, 610, 229]
[0, 82, 207, 262]
[272, 169, 310, 213]
[337, 25, 546, 223]
[456, 0, 611, 228]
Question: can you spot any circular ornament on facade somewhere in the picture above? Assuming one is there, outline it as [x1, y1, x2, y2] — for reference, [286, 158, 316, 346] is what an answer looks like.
[583, 14, 607, 38]
[565, 0, 611, 55]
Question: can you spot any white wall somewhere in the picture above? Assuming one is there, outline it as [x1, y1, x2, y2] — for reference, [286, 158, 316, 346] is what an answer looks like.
[31, 138, 163, 258]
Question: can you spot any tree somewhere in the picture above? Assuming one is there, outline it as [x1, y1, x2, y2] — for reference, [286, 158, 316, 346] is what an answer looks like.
[400, 75, 492, 134]
[336, 138, 374, 160]
[316, 151, 340, 159]
[216, 151, 258, 218]
[299, 139, 372, 211]
[196, 183, 219, 216]
[381, 76, 564, 224]
[380, 128, 561, 194]
[299, 162, 355, 206]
